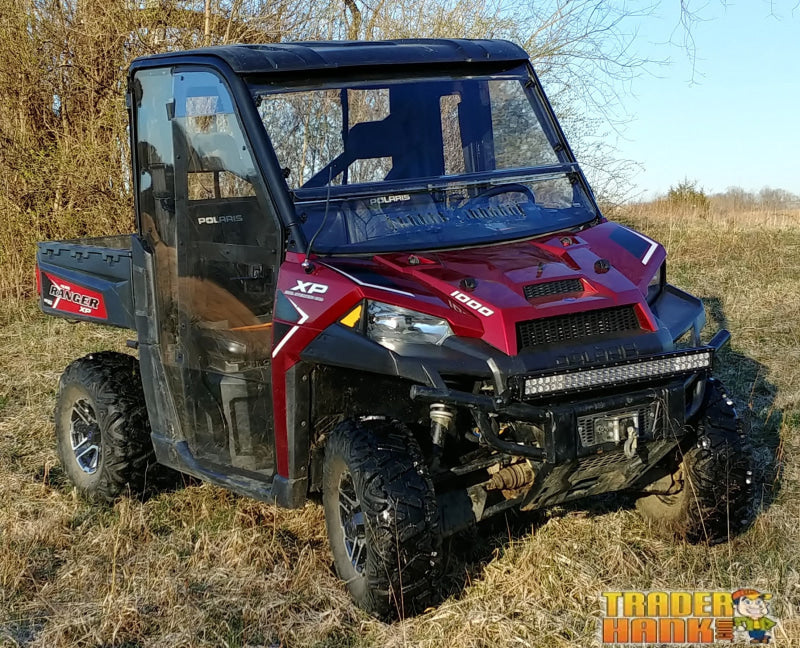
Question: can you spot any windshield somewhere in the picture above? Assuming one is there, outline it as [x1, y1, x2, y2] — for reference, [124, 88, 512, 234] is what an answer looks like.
[253, 65, 597, 253]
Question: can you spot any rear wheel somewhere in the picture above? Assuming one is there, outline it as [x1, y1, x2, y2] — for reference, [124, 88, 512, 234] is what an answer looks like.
[636, 378, 753, 544]
[55, 352, 161, 502]
[322, 418, 442, 619]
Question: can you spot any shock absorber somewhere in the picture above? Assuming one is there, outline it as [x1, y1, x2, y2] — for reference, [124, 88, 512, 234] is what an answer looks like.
[429, 403, 455, 453]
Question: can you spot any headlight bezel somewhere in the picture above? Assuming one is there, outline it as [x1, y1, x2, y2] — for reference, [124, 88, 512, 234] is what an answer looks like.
[365, 301, 454, 350]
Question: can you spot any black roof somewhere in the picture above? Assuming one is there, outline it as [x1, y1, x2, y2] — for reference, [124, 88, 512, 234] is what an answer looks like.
[131, 39, 529, 75]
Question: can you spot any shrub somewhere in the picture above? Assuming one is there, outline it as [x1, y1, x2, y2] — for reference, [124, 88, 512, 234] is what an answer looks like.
[667, 179, 710, 214]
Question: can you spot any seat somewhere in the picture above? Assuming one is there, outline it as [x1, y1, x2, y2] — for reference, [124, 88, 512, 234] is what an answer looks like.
[304, 118, 398, 188]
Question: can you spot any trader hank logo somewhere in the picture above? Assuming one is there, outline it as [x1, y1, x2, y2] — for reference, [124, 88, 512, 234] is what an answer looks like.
[600, 589, 779, 644]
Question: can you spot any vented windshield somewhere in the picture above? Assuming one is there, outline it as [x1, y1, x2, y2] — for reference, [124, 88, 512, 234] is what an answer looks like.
[253, 65, 597, 253]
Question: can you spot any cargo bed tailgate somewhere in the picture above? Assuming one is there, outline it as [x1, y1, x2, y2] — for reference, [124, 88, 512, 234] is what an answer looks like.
[37, 235, 135, 330]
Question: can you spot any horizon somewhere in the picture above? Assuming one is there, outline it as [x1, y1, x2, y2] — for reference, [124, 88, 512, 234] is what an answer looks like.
[584, 1, 800, 201]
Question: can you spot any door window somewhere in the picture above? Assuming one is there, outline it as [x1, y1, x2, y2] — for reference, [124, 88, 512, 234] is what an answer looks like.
[134, 67, 279, 476]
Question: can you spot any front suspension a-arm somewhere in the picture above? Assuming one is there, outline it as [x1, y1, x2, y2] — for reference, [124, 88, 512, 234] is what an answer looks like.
[410, 384, 547, 459]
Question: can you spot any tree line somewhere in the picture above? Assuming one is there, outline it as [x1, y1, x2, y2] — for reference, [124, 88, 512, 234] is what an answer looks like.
[0, 0, 658, 305]
[1, 0, 762, 306]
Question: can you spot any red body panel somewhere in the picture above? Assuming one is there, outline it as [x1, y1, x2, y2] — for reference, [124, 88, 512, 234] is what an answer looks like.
[270, 222, 665, 476]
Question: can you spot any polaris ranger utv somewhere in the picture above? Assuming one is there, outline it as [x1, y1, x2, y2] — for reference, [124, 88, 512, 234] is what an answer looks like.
[36, 39, 752, 618]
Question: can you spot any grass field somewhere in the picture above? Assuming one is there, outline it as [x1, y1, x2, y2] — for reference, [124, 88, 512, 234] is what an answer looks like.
[1, 206, 799, 647]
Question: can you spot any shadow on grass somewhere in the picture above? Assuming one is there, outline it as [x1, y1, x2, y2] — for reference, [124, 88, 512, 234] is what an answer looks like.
[37, 460, 199, 504]
[702, 296, 784, 512]
[438, 496, 624, 602]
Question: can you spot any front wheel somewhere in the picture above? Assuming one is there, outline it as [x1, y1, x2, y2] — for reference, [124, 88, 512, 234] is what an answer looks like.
[322, 418, 442, 619]
[636, 378, 753, 544]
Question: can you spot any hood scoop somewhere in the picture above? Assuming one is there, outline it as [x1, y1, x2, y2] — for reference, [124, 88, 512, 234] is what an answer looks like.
[523, 278, 583, 301]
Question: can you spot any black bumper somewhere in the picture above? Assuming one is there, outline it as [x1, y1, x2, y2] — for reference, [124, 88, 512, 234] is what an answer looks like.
[412, 332, 730, 509]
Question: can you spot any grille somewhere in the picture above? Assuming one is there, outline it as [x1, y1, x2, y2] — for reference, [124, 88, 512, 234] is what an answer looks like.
[577, 404, 658, 447]
[516, 305, 640, 350]
[523, 279, 583, 300]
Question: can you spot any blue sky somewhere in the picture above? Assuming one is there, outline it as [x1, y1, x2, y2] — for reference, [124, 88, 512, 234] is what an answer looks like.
[606, 1, 800, 199]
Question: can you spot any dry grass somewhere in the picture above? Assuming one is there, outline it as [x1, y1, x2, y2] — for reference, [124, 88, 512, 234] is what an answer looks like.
[1, 206, 800, 647]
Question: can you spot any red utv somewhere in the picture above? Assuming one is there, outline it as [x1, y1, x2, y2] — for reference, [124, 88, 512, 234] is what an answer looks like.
[36, 39, 752, 618]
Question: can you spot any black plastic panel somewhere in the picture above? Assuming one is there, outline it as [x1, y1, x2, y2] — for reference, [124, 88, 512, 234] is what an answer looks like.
[37, 236, 135, 330]
[523, 278, 583, 300]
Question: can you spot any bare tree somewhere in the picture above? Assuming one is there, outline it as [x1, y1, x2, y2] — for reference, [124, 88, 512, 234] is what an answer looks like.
[2, 0, 774, 301]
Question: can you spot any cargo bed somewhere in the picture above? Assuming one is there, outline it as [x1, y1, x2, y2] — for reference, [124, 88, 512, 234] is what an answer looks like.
[36, 235, 135, 330]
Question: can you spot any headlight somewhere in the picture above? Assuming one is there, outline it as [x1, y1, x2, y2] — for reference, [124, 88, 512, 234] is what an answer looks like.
[366, 302, 453, 349]
[646, 262, 665, 304]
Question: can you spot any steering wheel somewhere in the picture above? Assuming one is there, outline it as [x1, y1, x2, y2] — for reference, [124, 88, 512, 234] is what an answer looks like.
[459, 183, 536, 210]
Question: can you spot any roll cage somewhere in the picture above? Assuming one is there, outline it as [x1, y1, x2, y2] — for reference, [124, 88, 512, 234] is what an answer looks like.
[127, 40, 600, 255]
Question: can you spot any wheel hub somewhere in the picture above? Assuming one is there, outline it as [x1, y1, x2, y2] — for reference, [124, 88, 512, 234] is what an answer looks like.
[338, 471, 367, 574]
[69, 398, 101, 474]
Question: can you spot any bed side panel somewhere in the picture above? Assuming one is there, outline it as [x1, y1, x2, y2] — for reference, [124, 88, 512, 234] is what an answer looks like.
[36, 235, 135, 330]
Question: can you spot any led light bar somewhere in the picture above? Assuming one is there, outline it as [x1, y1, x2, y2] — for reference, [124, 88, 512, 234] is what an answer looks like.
[518, 349, 713, 398]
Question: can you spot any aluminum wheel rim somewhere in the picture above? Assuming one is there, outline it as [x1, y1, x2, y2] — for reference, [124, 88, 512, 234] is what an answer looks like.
[338, 471, 367, 574]
[70, 398, 101, 474]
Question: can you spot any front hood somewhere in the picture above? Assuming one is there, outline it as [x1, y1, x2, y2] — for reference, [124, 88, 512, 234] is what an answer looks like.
[325, 221, 666, 355]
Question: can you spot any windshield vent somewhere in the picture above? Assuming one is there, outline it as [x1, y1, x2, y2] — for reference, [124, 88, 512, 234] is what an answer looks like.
[465, 204, 525, 220]
[523, 279, 583, 300]
[517, 305, 641, 350]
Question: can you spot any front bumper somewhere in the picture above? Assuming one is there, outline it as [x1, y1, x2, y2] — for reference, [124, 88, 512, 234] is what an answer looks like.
[412, 330, 730, 509]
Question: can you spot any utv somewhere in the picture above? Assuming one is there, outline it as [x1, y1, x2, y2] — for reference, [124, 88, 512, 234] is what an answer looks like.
[36, 39, 752, 618]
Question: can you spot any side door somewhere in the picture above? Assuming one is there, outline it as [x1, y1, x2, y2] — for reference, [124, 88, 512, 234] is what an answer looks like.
[134, 66, 280, 479]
